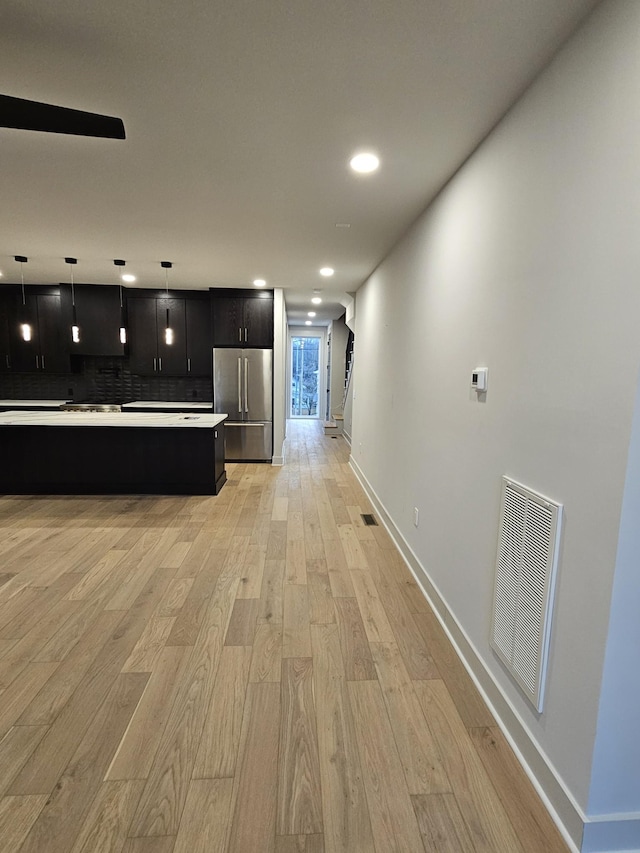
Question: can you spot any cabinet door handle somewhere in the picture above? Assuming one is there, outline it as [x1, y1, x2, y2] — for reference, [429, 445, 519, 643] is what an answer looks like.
[187, 357, 191, 372]
[41, 355, 45, 370]
[6, 355, 10, 369]
[244, 327, 248, 342]
[238, 327, 242, 342]
[153, 357, 157, 371]
[159, 357, 162, 371]
[35, 355, 39, 369]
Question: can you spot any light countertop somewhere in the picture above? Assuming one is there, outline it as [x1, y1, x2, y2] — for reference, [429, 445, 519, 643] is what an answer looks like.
[0, 399, 70, 408]
[122, 401, 213, 410]
[0, 411, 228, 429]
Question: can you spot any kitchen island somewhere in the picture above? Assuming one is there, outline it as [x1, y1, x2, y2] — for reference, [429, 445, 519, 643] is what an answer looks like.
[0, 410, 227, 496]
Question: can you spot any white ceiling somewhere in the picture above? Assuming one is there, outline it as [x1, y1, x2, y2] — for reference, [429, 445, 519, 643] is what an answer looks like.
[0, 0, 599, 326]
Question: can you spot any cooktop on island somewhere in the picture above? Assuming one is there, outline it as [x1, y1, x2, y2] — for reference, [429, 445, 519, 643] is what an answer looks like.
[59, 402, 123, 412]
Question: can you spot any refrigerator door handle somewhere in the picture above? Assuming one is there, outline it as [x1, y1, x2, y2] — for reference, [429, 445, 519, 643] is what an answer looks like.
[244, 357, 249, 413]
[237, 357, 242, 413]
[225, 421, 266, 427]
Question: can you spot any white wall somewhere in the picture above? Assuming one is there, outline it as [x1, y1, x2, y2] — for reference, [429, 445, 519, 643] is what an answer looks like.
[350, 0, 640, 846]
[583, 373, 640, 853]
[587, 371, 640, 815]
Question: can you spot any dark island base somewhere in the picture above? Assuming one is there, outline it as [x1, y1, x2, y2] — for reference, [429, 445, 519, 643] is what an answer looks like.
[0, 425, 226, 496]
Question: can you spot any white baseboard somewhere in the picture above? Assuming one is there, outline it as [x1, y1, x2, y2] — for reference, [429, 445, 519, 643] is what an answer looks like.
[272, 437, 287, 467]
[349, 454, 587, 852]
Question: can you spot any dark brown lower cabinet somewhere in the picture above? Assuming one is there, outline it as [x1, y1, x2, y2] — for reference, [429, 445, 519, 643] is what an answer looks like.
[0, 423, 226, 495]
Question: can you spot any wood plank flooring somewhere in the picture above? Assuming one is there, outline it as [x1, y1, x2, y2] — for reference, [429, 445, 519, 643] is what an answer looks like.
[0, 419, 569, 853]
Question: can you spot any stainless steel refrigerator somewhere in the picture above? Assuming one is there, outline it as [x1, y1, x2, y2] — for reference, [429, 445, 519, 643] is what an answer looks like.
[212, 348, 273, 461]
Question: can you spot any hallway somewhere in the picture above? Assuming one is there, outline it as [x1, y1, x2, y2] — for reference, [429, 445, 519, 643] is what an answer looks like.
[0, 419, 568, 852]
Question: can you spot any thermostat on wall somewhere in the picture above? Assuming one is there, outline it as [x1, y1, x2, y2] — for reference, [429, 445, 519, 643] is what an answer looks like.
[471, 367, 488, 391]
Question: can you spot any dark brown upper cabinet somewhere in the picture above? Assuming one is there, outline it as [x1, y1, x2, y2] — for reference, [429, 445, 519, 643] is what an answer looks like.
[0, 286, 17, 372]
[185, 297, 212, 374]
[61, 284, 126, 357]
[126, 291, 211, 376]
[211, 290, 273, 348]
[10, 286, 70, 373]
[127, 296, 186, 375]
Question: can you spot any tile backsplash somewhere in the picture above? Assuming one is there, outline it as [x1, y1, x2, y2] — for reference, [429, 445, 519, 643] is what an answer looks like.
[0, 355, 212, 403]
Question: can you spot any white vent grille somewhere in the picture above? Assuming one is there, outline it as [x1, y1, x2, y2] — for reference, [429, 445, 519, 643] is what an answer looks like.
[490, 477, 563, 712]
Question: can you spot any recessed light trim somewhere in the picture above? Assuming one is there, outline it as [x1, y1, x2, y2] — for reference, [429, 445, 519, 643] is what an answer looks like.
[121, 273, 136, 283]
[305, 320, 312, 326]
[350, 151, 380, 174]
[319, 267, 334, 277]
[307, 311, 316, 317]
[253, 278, 266, 287]
[311, 297, 322, 305]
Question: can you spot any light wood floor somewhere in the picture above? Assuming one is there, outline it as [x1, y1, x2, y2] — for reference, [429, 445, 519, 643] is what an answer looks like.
[0, 419, 568, 853]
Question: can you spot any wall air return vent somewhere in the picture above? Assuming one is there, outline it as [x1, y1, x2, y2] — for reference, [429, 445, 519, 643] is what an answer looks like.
[490, 477, 563, 712]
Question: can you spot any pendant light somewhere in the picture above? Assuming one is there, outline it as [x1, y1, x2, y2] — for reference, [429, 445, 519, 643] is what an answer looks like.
[114, 259, 127, 344]
[161, 261, 173, 345]
[66, 257, 80, 343]
[15, 255, 32, 341]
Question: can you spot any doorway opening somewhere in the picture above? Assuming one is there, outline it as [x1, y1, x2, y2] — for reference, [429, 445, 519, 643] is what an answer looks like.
[290, 334, 322, 418]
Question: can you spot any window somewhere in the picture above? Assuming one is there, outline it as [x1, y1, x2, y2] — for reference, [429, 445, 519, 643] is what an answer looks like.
[290, 335, 321, 417]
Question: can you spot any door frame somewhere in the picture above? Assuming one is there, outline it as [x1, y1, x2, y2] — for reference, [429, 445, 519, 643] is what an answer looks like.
[287, 326, 328, 420]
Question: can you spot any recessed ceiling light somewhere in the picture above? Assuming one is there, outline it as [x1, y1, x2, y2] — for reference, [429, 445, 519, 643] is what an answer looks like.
[253, 278, 266, 287]
[319, 267, 334, 277]
[335, 223, 351, 229]
[121, 273, 136, 283]
[311, 297, 322, 305]
[350, 151, 380, 174]
[305, 320, 312, 326]
[307, 311, 316, 317]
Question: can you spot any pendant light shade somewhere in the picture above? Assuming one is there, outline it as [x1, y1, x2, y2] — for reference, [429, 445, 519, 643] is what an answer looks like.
[161, 261, 173, 345]
[15, 256, 32, 341]
[114, 260, 127, 344]
[66, 257, 79, 343]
